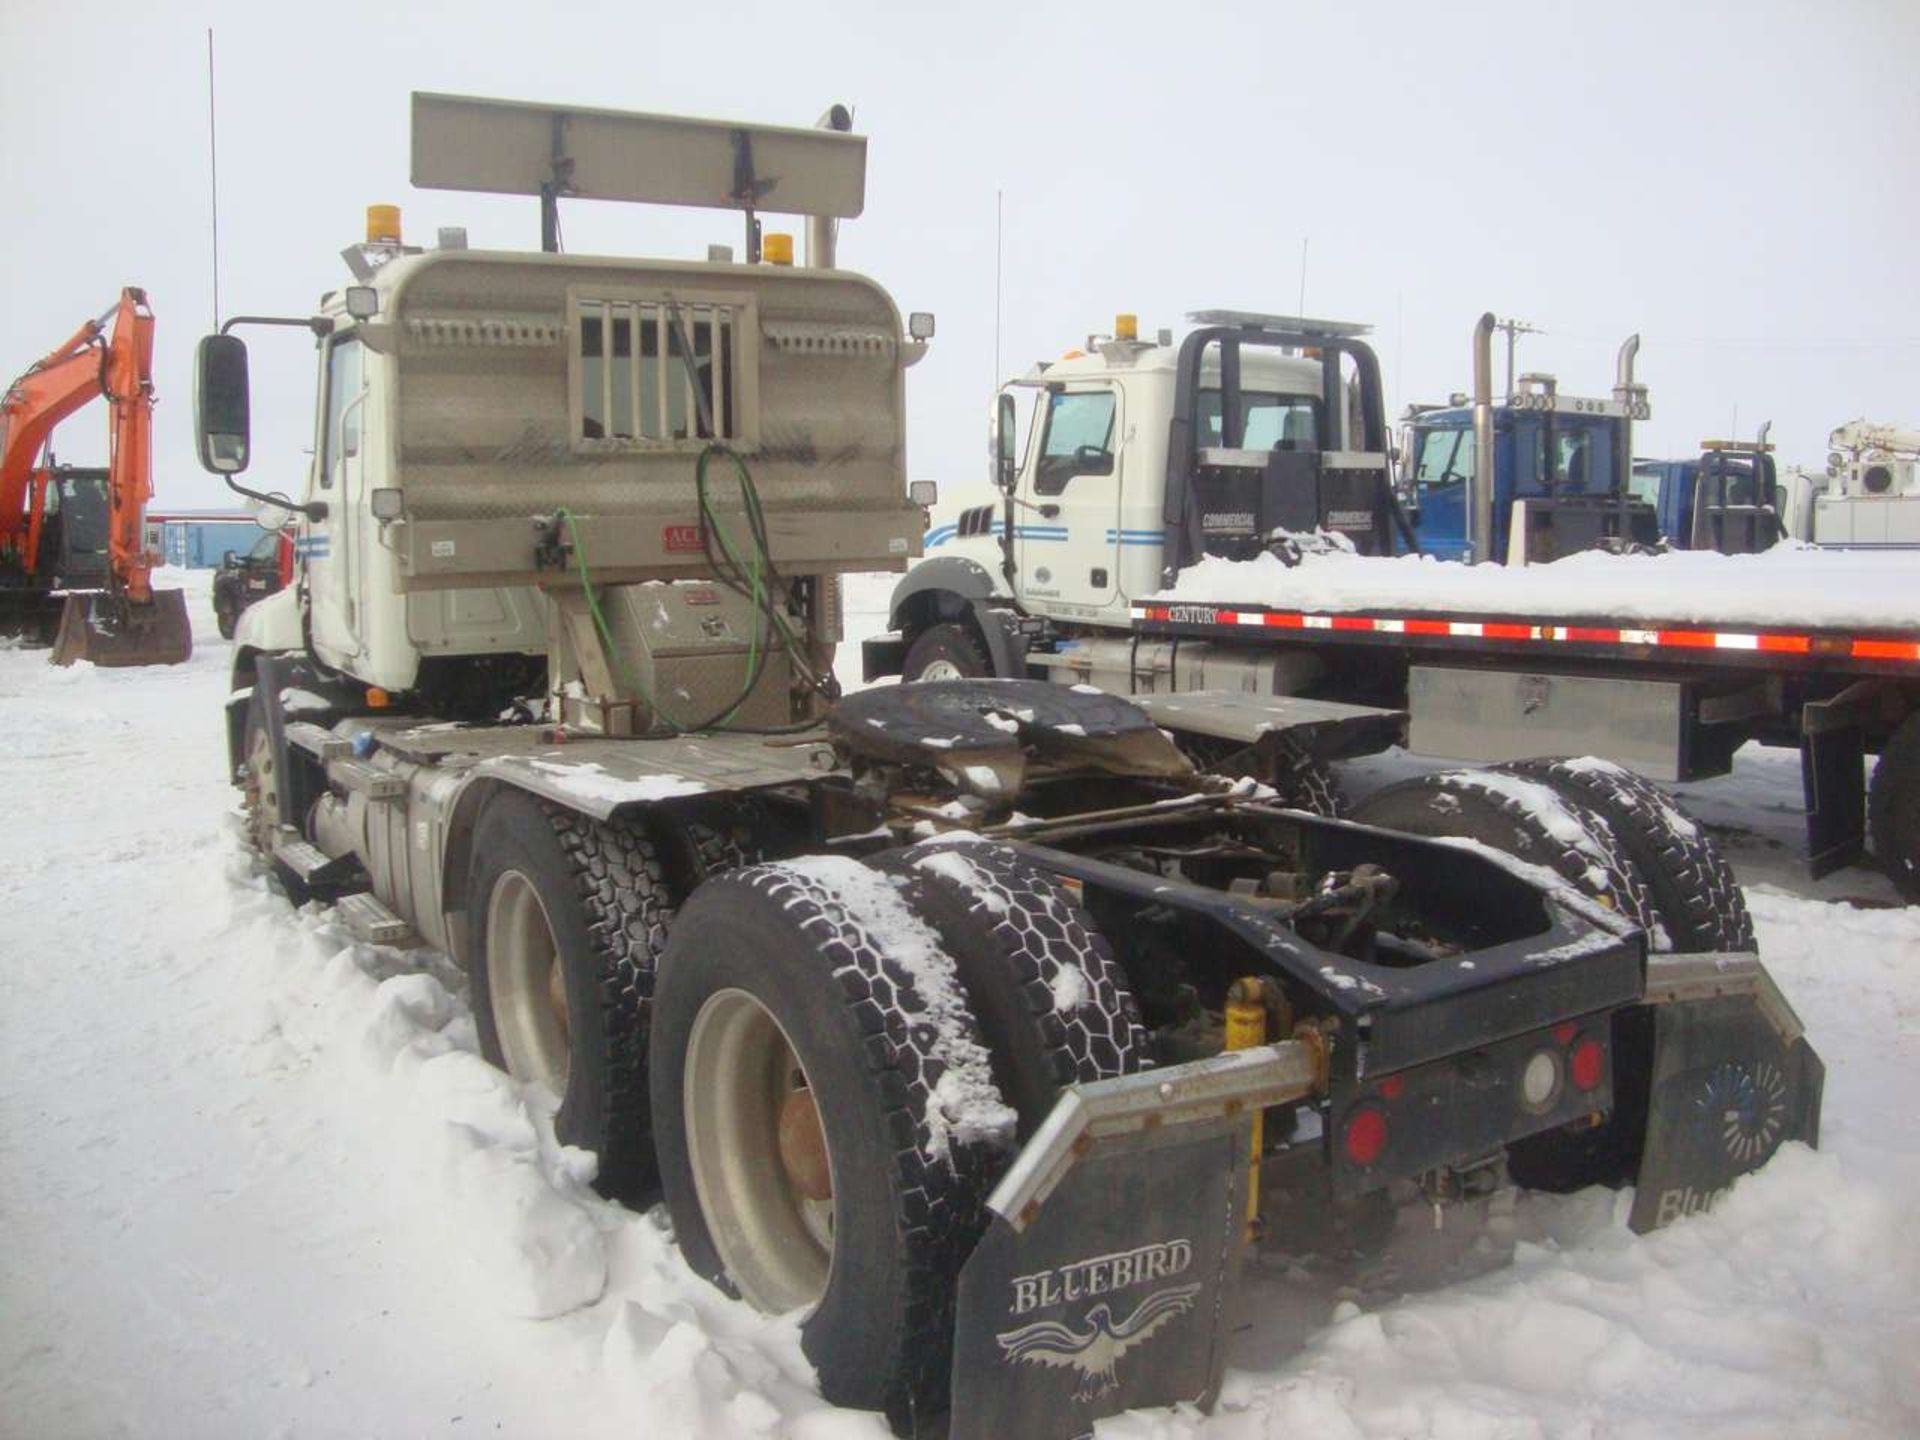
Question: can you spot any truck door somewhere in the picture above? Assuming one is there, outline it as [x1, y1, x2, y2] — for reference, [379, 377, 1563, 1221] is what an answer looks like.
[1410, 421, 1475, 561]
[306, 334, 365, 660]
[1020, 385, 1120, 611]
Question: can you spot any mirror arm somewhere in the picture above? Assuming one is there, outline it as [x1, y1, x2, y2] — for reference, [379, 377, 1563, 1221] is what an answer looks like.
[221, 314, 334, 338]
[222, 474, 328, 522]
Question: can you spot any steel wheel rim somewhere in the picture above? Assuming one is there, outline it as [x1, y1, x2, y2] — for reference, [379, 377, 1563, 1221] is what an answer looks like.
[244, 725, 282, 853]
[919, 658, 964, 681]
[684, 988, 835, 1314]
[486, 870, 571, 1093]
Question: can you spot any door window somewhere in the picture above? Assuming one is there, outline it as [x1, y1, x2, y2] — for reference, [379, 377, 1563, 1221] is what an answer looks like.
[319, 337, 364, 487]
[1414, 426, 1475, 489]
[1034, 390, 1117, 496]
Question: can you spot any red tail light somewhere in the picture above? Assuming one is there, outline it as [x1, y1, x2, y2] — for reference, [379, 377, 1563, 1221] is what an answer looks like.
[1343, 1106, 1388, 1167]
[1570, 1036, 1605, 1091]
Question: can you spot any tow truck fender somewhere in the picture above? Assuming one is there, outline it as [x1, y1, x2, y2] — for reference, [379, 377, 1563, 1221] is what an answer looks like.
[866, 556, 1029, 679]
[233, 585, 304, 655]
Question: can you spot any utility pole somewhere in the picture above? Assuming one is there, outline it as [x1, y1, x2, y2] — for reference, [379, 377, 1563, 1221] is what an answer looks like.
[1494, 317, 1537, 400]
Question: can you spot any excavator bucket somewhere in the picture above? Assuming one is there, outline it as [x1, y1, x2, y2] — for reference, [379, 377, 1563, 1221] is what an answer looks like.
[49, 588, 193, 668]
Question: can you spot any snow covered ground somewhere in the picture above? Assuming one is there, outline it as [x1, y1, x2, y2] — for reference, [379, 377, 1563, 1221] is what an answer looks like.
[3, 568, 1917, 1439]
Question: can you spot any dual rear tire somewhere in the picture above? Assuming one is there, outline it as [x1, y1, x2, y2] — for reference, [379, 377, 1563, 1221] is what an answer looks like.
[467, 806, 1144, 1431]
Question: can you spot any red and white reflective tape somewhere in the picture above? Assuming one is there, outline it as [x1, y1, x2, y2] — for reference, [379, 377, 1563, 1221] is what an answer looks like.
[1130, 604, 1920, 664]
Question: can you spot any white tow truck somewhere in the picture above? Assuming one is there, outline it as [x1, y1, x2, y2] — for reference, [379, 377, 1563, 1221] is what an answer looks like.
[869, 312, 1920, 899]
[198, 97, 1822, 1439]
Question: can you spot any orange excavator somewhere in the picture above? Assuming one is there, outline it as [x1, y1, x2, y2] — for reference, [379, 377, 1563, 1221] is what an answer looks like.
[0, 286, 191, 665]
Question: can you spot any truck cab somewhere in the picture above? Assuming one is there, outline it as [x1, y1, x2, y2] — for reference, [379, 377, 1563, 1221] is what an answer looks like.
[1403, 401, 1632, 561]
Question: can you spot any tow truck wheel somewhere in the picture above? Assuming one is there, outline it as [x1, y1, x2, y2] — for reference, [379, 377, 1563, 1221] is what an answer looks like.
[880, 840, 1149, 1133]
[466, 790, 672, 1201]
[651, 859, 1003, 1431]
[1350, 769, 1658, 932]
[1496, 757, 1754, 953]
[902, 621, 990, 682]
[215, 599, 238, 641]
[240, 704, 282, 857]
[1869, 714, 1920, 902]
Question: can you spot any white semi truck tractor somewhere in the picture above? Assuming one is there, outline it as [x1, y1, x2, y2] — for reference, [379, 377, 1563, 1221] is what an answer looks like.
[197, 96, 1822, 1438]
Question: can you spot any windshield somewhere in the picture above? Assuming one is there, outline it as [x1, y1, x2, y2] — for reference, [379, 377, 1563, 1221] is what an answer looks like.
[1196, 389, 1319, 449]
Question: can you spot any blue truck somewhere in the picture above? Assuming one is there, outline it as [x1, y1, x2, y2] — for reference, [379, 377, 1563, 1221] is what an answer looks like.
[1399, 320, 1780, 560]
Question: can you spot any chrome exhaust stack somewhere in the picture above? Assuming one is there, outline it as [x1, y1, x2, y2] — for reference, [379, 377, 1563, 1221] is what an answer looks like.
[805, 103, 854, 269]
[1472, 313, 1496, 564]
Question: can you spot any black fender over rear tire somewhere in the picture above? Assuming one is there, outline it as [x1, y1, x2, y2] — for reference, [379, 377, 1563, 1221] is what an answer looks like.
[1349, 768, 1657, 930]
[466, 789, 672, 1201]
[879, 840, 1149, 1135]
[902, 620, 991, 682]
[651, 857, 1011, 1432]
[1496, 756, 1754, 953]
[1870, 714, 1920, 902]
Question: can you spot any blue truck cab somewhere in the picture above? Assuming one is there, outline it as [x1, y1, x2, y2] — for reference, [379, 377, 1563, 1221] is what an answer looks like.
[1402, 402, 1627, 561]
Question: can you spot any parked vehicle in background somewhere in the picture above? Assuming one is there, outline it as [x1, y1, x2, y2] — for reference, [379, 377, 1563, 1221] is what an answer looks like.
[872, 310, 1920, 898]
[211, 527, 292, 639]
[0, 286, 192, 665]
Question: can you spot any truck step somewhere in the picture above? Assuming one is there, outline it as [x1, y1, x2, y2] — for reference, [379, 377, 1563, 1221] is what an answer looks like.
[330, 756, 405, 800]
[272, 834, 340, 882]
[284, 721, 351, 761]
[337, 892, 414, 948]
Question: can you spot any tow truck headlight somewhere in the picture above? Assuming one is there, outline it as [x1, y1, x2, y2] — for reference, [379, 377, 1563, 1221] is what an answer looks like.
[1519, 1048, 1564, 1113]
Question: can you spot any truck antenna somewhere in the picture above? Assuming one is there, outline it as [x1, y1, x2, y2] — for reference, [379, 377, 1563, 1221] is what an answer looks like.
[206, 28, 221, 328]
[994, 188, 1004, 387]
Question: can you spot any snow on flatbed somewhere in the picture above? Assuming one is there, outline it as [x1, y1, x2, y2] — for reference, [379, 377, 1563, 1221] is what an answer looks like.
[4, 569, 1918, 1439]
[1157, 544, 1920, 633]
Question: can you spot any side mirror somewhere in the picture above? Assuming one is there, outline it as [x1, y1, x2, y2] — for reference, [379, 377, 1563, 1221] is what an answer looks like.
[222, 550, 237, 565]
[994, 392, 1018, 492]
[195, 334, 251, 475]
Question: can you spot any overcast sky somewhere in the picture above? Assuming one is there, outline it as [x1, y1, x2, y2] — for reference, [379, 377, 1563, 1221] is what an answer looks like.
[5, 0, 1917, 514]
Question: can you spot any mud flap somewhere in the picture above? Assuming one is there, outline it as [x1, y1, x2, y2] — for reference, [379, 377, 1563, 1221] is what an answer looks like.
[948, 1042, 1320, 1440]
[50, 589, 193, 668]
[1628, 952, 1824, 1234]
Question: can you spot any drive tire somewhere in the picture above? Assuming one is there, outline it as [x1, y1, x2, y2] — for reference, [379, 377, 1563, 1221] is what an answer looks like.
[215, 600, 238, 641]
[651, 858, 1005, 1433]
[1496, 757, 1754, 952]
[1349, 769, 1657, 930]
[902, 621, 991, 682]
[466, 789, 671, 1201]
[1870, 714, 1920, 902]
[878, 840, 1149, 1135]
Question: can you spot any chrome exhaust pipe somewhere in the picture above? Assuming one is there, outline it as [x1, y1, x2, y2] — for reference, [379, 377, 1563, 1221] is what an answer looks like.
[1472, 313, 1496, 564]
[806, 103, 854, 269]
[1614, 334, 1642, 513]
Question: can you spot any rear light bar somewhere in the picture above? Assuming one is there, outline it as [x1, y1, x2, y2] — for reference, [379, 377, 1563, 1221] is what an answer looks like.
[1329, 1011, 1615, 1194]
